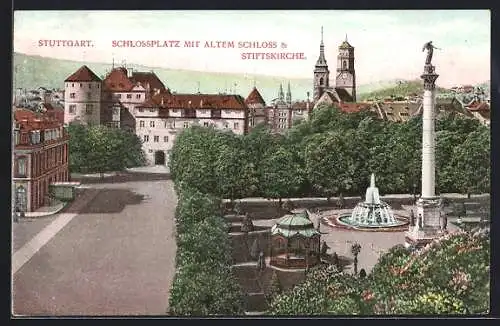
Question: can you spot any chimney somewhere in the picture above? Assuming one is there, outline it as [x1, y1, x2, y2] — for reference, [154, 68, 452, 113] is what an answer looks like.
[128, 67, 134, 78]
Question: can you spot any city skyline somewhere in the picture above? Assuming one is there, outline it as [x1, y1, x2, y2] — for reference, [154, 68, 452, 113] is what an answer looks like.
[14, 10, 490, 88]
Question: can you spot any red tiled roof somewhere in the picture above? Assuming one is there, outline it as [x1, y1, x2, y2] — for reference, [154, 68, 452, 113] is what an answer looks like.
[130, 72, 166, 91]
[65, 65, 101, 82]
[467, 102, 490, 112]
[14, 108, 62, 130]
[103, 67, 135, 92]
[245, 87, 266, 105]
[149, 93, 247, 110]
[338, 103, 370, 113]
[291, 101, 310, 109]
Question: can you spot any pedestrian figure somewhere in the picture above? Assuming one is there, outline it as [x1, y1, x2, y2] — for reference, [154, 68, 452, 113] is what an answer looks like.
[418, 214, 423, 229]
[410, 209, 415, 226]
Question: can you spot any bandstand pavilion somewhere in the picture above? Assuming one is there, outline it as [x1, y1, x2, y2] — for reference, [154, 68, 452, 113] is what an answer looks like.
[270, 210, 321, 269]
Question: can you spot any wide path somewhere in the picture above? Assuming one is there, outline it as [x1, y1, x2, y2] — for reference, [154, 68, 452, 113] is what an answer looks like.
[12, 179, 177, 316]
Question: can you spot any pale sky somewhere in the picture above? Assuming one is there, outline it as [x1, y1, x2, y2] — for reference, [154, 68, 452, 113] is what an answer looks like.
[13, 10, 490, 87]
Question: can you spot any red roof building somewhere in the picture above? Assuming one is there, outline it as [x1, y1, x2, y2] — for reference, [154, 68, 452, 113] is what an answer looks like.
[64, 65, 102, 82]
[13, 108, 69, 212]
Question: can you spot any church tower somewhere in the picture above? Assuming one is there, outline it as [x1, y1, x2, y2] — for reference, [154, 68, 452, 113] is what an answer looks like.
[313, 26, 330, 102]
[335, 34, 356, 101]
[286, 82, 292, 105]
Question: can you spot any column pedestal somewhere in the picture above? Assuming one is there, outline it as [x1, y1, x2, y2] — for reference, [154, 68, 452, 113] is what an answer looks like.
[405, 197, 442, 248]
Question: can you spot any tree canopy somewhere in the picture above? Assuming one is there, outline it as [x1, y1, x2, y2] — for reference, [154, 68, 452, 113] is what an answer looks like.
[67, 124, 145, 174]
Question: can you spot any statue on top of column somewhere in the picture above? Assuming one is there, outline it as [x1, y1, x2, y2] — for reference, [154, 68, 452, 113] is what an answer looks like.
[422, 41, 440, 65]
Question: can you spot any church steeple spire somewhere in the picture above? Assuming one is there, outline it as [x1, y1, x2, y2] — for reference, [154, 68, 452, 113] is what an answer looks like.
[286, 82, 292, 104]
[278, 83, 284, 101]
[316, 26, 327, 67]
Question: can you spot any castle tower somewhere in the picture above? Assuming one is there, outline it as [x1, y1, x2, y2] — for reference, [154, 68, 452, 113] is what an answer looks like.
[335, 34, 356, 102]
[286, 82, 292, 105]
[313, 26, 330, 102]
[64, 65, 102, 126]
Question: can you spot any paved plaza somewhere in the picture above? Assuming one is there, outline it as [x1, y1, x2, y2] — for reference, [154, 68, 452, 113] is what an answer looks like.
[12, 176, 177, 316]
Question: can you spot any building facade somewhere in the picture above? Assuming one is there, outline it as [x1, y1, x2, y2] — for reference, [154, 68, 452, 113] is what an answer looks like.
[245, 87, 268, 131]
[64, 65, 102, 126]
[13, 109, 69, 212]
[136, 92, 248, 165]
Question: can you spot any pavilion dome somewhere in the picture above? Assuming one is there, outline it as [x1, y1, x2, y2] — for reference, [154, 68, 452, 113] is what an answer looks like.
[271, 210, 320, 238]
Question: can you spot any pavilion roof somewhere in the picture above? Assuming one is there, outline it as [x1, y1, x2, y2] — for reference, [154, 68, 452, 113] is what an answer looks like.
[271, 210, 320, 238]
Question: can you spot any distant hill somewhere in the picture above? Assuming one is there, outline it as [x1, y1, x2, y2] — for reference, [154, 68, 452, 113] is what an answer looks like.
[12, 52, 311, 103]
[357, 79, 451, 101]
[13, 52, 414, 104]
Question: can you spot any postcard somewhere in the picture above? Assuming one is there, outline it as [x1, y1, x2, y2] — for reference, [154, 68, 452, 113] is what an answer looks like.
[12, 10, 490, 317]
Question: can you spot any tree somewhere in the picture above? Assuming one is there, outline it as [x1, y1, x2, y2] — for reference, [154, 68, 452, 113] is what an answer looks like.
[250, 238, 260, 260]
[359, 269, 367, 279]
[351, 242, 361, 275]
[305, 131, 367, 198]
[282, 200, 295, 213]
[169, 263, 245, 316]
[176, 216, 232, 268]
[169, 126, 226, 194]
[259, 145, 304, 215]
[267, 271, 283, 302]
[241, 213, 254, 233]
[66, 124, 145, 175]
[449, 127, 490, 195]
[214, 140, 258, 204]
[337, 193, 345, 209]
[321, 241, 329, 257]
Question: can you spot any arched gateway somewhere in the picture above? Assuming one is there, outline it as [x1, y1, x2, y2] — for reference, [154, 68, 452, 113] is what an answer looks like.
[154, 151, 166, 165]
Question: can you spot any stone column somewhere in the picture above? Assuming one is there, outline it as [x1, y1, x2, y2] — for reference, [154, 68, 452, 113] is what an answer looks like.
[405, 64, 442, 248]
[421, 66, 438, 199]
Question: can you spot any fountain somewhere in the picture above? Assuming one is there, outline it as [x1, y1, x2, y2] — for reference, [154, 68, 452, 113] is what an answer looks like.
[325, 174, 409, 231]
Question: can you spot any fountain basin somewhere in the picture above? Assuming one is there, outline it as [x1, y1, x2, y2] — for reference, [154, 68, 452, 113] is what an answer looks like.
[324, 213, 409, 232]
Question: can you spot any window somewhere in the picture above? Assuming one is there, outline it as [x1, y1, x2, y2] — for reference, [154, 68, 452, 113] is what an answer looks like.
[17, 157, 27, 176]
[97, 84, 100, 89]
[139, 108, 144, 112]
[148, 149, 153, 153]
[149, 108, 155, 112]
[150, 121, 155, 128]
[70, 93, 76, 99]
[164, 136, 169, 142]
[173, 109, 178, 113]
[80, 83, 83, 88]
[154, 135, 159, 142]
[127, 94, 132, 99]
[89, 84, 92, 89]
[203, 122, 209, 127]
[183, 122, 189, 128]
[69, 104, 76, 114]
[85, 104, 93, 114]
[319, 77, 324, 86]
[117, 94, 122, 99]
[136, 94, 141, 99]
[113, 107, 120, 116]
[233, 122, 239, 129]
[87, 92, 92, 100]
[139, 120, 145, 128]
[173, 121, 176, 128]
[71, 83, 74, 87]
[224, 123, 229, 129]
[143, 135, 149, 142]
[14, 131, 19, 145]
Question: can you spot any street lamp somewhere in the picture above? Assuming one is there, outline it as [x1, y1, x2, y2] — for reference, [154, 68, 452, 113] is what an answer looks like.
[412, 182, 417, 204]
